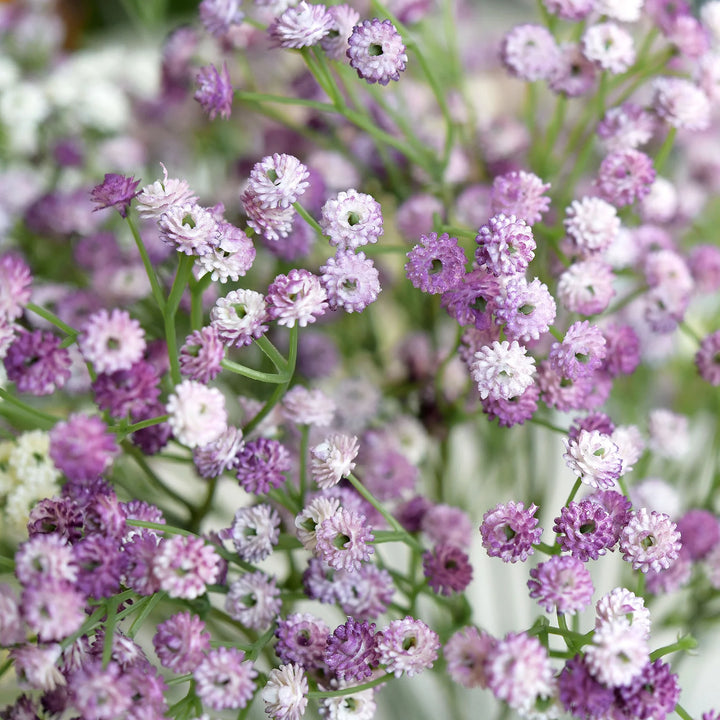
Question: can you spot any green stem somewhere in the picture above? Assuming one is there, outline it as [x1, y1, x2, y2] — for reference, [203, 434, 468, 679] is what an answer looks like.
[565, 479, 582, 507]
[293, 201, 325, 237]
[221, 359, 287, 384]
[0, 388, 59, 427]
[654, 127, 677, 175]
[189, 274, 213, 330]
[347, 473, 423, 551]
[527, 416, 567, 435]
[649, 635, 697, 661]
[113, 414, 169, 436]
[533, 541, 561, 556]
[189, 476, 218, 533]
[127, 518, 195, 537]
[26, 302, 78, 337]
[674, 703, 695, 720]
[102, 596, 120, 668]
[309, 673, 391, 698]
[128, 591, 165, 638]
[298, 424, 310, 504]
[164, 254, 194, 385]
[126, 213, 165, 311]
[254, 335, 288, 372]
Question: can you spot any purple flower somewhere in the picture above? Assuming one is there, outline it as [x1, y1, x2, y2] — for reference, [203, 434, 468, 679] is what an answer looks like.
[0, 253, 32, 323]
[595, 149, 656, 207]
[422, 543, 473, 595]
[80, 308, 146, 375]
[275, 612, 330, 669]
[441, 268, 499, 330]
[490, 170, 551, 225]
[266, 269, 328, 328]
[153, 535, 222, 599]
[194, 646, 257, 710]
[268, 1, 333, 49]
[475, 214, 536, 278]
[4, 329, 71, 396]
[89, 173, 141, 218]
[553, 499, 617, 561]
[235, 437, 291, 494]
[226, 571, 282, 630]
[527, 555, 594, 614]
[49, 414, 119, 482]
[676, 508, 720, 560]
[21, 579, 85, 642]
[335, 563, 395, 620]
[315, 508, 374, 572]
[320, 189, 383, 250]
[320, 250, 381, 313]
[501, 23, 561, 81]
[179, 325, 225, 383]
[92, 360, 161, 419]
[616, 659, 680, 720]
[405, 233, 467, 295]
[696, 330, 720, 386]
[153, 611, 211, 673]
[444, 626, 496, 689]
[347, 19, 407, 85]
[480, 501, 542, 562]
[325, 617, 381, 681]
[549, 321, 607, 380]
[69, 660, 133, 720]
[377, 616, 439, 677]
[601, 322, 641, 377]
[481, 383, 540, 428]
[199, 0, 244, 37]
[558, 654, 615, 718]
[194, 63, 233, 120]
[74, 534, 124, 598]
[193, 426, 244, 479]
[620, 508, 682, 574]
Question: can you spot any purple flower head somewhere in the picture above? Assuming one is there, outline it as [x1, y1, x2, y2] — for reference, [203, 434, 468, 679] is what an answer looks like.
[15, 534, 76, 587]
[153, 535, 221, 599]
[248, 153, 310, 210]
[194, 646, 257, 710]
[122, 529, 162, 596]
[89, 173, 141, 218]
[405, 232, 467, 295]
[27, 496, 83, 542]
[211, 288, 268, 348]
[549, 321, 607, 381]
[199, 0, 244, 37]
[158, 202, 220, 257]
[568, 411, 615, 442]
[4, 330, 71, 396]
[582, 22, 636, 74]
[378, 616, 439, 677]
[696, 330, 720, 386]
[616, 659, 680, 720]
[653, 76, 711, 131]
[421, 504, 473, 550]
[557, 259, 615, 315]
[130, 401, 171, 456]
[321, 4, 361, 60]
[554, 499, 617, 560]
[444, 626, 496, 689]
[481, 382, 540, 428]
[596, 149, 656, 207]
[194, 63, 233, 120]
[549, 42, 597, 97]
[49, 413, 119, 482]
[396, 495, 433, 533]
[92, 360, 161, 419]
[422, 543, 473, 596]
[315, 508, 374, 572]
[21, 579, 85, 642]
[79, 308, 146, 375]
[490, 170, 551, 225]
[347, 19, 407, 85]
[268, 1, 333, 48]
[320, 189, 384, 250]
[495, 275, 556, 343]
[226, 571, 282, 630]
[69, 659, 133, 719]
[74, 534, 124, 598]
[230, 504, 280, 562]
[501, 24, 561, 82]
[325, 617, 381, 681]
[179, 325, 224, 383]
[193, 426, 244, 479]
[563, 429, 623, 490]
[601, 322, 641, 377]
[153, 611, 210, 673]
[336, 563, 395, 620]
[480, 501, 542, 562]
[266, 268, 328, 328]
[620, 508, 682, 574]
[528, 555, 594, 614]
[320, 250, 381, 313]
[676, 508, 720, 560]
[558, 654, 615, 718]
[235, 437, 291, 494]
[475, 214, 536, 278]
[0, 253, 32, 323]
[275, 612, 330, 670]
[441, 268, 499, 330]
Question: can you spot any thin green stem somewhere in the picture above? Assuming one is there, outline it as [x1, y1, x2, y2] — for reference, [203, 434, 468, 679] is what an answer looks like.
[649, 635, 697, 661]
[102, 596, 120, 668]
[654, 127, 677, 175]
[0, 388, 59, 427]
[126, 213, 165, 311]
[221, 358, 287, 384]
[527, 416, 567, 434]
[189, 476, 218, 533]
[309, 673, 391, 698]
[127, 518, 194, 537]
[128, 591, 165, 638]
[292, 201, 324, 237]
[254, 335, 288, 372]
[565, 479, 582, 507]
[26, 302, 78, 337]
[674, 703, 694, 720]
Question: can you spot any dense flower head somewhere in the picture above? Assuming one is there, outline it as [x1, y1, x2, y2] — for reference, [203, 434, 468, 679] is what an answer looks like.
[158, 202, 220, 256]
[557, 259, 616, 315]
[582, 22, 636, 74]
[480, 382, 540, 427]
[79, 308, 146, 375]
[230, 503, 280, 562]
[550, 321, 607, 380]
[441, 268, 499, 330]
[153, 534, 222, 599]
[194, 62, 233, 120]
[247, 153, 310, 210]
[596, 149, 656, 207]
[153, 611, 211, 673]
[549, 41, 598, 97]
[325, 617, 381, 681]
[135, 164, 197, 220]
[92, 360, 161, 420]
[211, 288, 268, 347]
[226, 571, 282, 629]
[676, 508, 720, 560]
[311, 434, 360, 489]
[480, 501, 542, 562]
[653, 76, 711, 131]
[4, 329, 71, 396]
[405, 232, 467, 294]
[695, 330, 720, 386]
[563, 429, 623, 490]
[501, 24, 561, 81]
[617, 659, 680, 720]
[564, 196, 620, 256]
[490, 170, 551, 225]
[495, 276, 556, 343]
[266, 268, 328, 328]
[275, 613, 330, 669]
[166, 380, 227, 448]
[315, 507, 374, 572]
[268, 1, 333, 48]
[194, 646, 257, 710]
[282, 385, 336, 426]
[470, 339, 536, 401]
[236, 437, 291, 494]
[620, 507, 682, 573]
[320, 250, 381, 313]
[0, 253, 32, 323]
[528, 555, 594, 614]
[89, 173, 140, 217]
[262, 663, 309, 720]
[422, 543, 473, 595]
[444, 626, 496, 689]
[554, 499, 617, 560]
[377, 616, 439, 677]
[179, 325, 225, 382]
[199, 0, 244, 37]
[475, 213, 536, 277]
[585, 618, 649, 687]
[320, 189, 383, 250]
[335, 562, 395, 620]
[321, 4, 361, 60]
[347, 19, 407, 85]
[558, 654, 615, 718]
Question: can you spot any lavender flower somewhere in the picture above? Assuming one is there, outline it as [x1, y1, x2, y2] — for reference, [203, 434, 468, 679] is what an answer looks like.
[422, 544, 473, 595]
[527, 555, 594, 614]
[4, 329, 71, 396]
[480, 501, 542, 562]
[153, 611, 211, 673]
[405, 233, 467, 294]
[194, 647, 257, 710]
[89, 173, 141, 217]
[377, 617, 439, 677]
[347, 19, 407, 85]
[320, 189, 384, 250]
[325, 617, 381, 681]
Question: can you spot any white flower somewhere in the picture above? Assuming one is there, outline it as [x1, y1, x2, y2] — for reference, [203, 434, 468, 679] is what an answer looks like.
[595, 587, 651, 638]
[585, 619, 648, 687]
[262, 663, 308, 720]
[595, 0, 644, 23]
[167, 380, 227, 448]
[470, 340, 536, 400]
[295, 496, 340, 552]
[231, 504, 281, 562]
[564, 196, 620, 256]
[620, 507, 681, 573]
[648, 408, 690, 460]
[562, 429, 623, 490]
[311, 434, 359, 489]
[320, 687, 376, 720]
[610, 424, 645, 473]
[582, 22, 635, 74]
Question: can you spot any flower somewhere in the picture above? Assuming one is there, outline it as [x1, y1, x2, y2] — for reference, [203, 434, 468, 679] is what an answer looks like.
[325, 617, 381, 681]
[4, 329, 71, 396]
[268, 2, 333, 48]
[320, 250, 381, 313]
[275, 613, 330, 669]
[405, 233, 467, 294]
[347, 19, 407, 85]
[563, 429, 623, 490]
[527, 555, 594, 614]
[480, 501, 542, 562]
[311, 434, 360, 489]
[475, 214, 536, 277]
[490, 170, 551, 225]
[262, 663, 309, 720]
[194, 647, 257, 710]
[194, 63, 233, 120]
[79, 309, 146, 375]
[553, 499, 617, 560]
[230, 504, 281, 562]
[266, 269, 328, 328]
[315, 508, 374, 572]
[247, 154, 310, 210]
[422, 543, 473, 595]
[444, 626, 495, 688]
[377, 616, 439, 677]
[501, 24, 561, 81]
[226, 571, 282, 629]
[470, 340, 536, 401]
[153, 611, 211, 673]
[153, 535, 222, 599]
[620, 508, 682, 574]
[89, 173, 140, 217]
[320, 189, 384, 250]
[167, 380, 227, 449]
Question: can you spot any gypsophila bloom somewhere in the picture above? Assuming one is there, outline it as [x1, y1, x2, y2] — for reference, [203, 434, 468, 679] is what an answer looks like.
[236, 437, 291, 494]
[648, 408, 689, 459]
[193, 426, 244, 478]
[476, 214, 536, 277]
[21, 579, 85, 641]
[405, 233, 467, 294]
[0, 253, 32, 322]
[596, 149, 656, 207]
[491, 171, 551, 225]
[226, 572, 282, 629]
[242, 188, 296, 242]
[564, 196, 620, 256]
[377, 617, 439, 677]
[153, 534, 222, 598]
[494, 276, 556, 343]
[266, 269, 328, 327]
[549, 321, 607, 380]
[211, 288, 268, 347]
[501, 24, 561, 82]
[321, 4, 361, 60]
[695, 330, 720, 385]
[269, 2, 333, 48]
[601, 322, 641, 376]
[554, 499, 617, 560]
[311, 434, 359, 489]
[653, 76, 711, 131]
[320, 189, 384, 250]
[528, 555, 594, 615]
[326, 618, 381, 681]
[248, 154, 309, 210]
[320, 250, 381, 312]
[347, 19, 407, 85]
[15, 533, 76, 586]
[485, 632, 554, 712]
[542, 0, 594, 20]
[320, 686, 376, 720]
[195, 221, 256, 283]
[199, 0, 244, 37]
[480, 501, 542, 562]
[441, 268, 499, 330]
[167, 380, 227, 448]
[136, 164, 198, 220]
[676, 509, 720, 560]
[49, 413, 118, 481]
[79, 309, 146, 375]
[315, 508, 374, 572]
[335, 562, 394, 620]
[421, 504, 473, 549]
[620, 508, 681, 573]
[194, 63, 233, 120]
[262, 663, 309, 720]
[68, 659, 132, 719]
[194, 647, 257, 710]
[422, 544, 473, 595]
[90, 173, 140, 218]
[549, 41, 598, 97]
[481, 383, 540, 428]
[4, 330, 71, 396]
[470, 340, 536, 401]
[558, 655, 615, 719]
[230, 504, 281, 562]
[158, 202, 220, 257]
[282, 385, 336, 426]
[296, 496, 341, 552]
[585, 619, 648, 687]
[582, 22, 635, 74]
[275, 613, 330, 669]
[617, 659, 680, 720]
[557, 259, 616, 315]
[179, 326, 225, 382]
[563, 429, 623, 489]
[153, 611, 211, 673]
[444, 626, 495, 689]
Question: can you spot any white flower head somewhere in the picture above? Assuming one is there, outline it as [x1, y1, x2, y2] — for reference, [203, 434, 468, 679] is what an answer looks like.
[470, 340, 536, 401]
